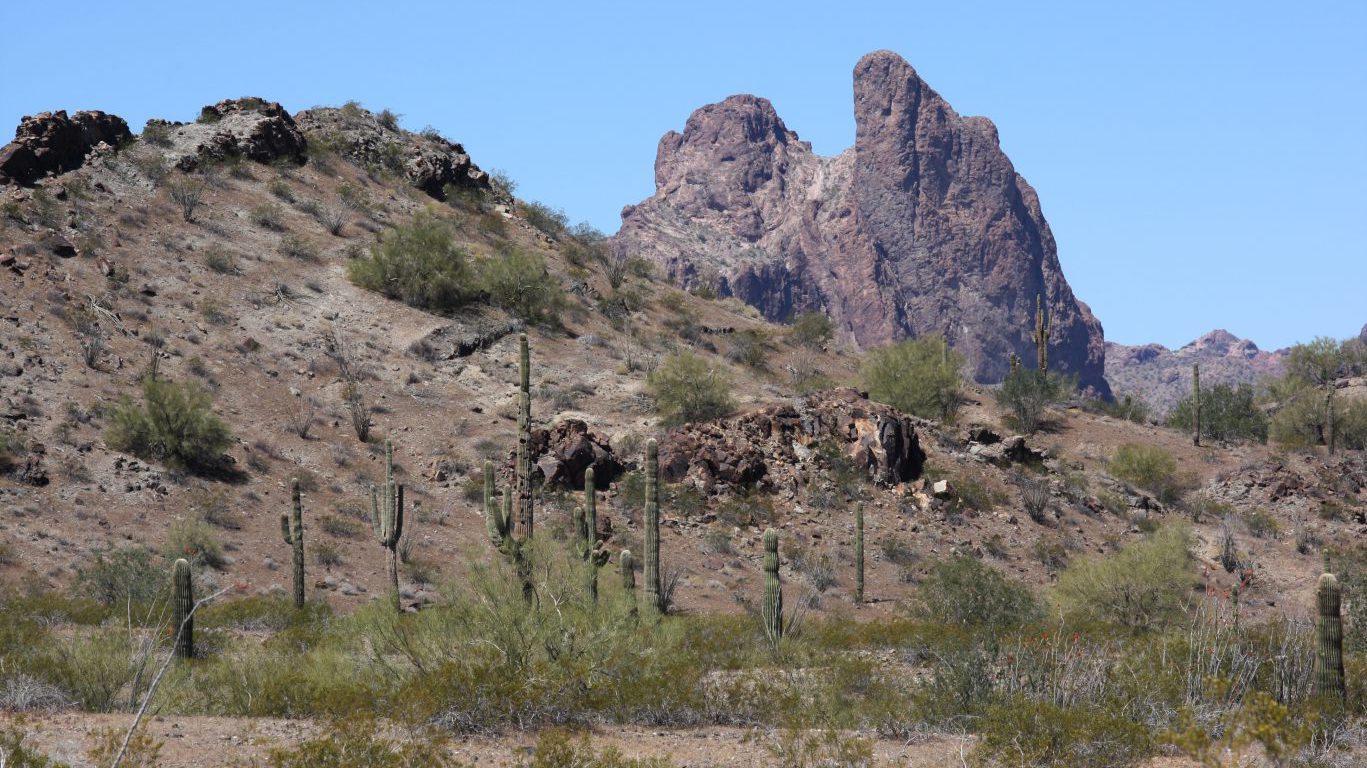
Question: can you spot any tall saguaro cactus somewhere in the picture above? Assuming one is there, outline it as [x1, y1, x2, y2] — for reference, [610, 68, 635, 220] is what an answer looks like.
[1033, 294, 1051, 372]
[621, 550, 637, 621]
[578, 468, 607, 601]
[371, 440, 405, 611]
[1192, 364, 1202, 447]
[1316, 555, 1346, 703]
[854, 504, 865, 604]
[172, 558, 193, 660]
[762, 528, 783, 646]
[485, 459, 533, 602]
[644, 438, 663, 614]
[516, 333, 534, 538]
[281, 480, 306, 608]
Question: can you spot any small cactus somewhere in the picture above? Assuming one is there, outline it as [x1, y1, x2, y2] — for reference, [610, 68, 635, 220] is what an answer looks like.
[1192, 364, 1201, 447]
[370, 440, 405, 611]
[1316, 555, 1346, 703]
[280, 480, 305, 609]
[172, 558, 193, 660]
[762, 528, 783, 646]
[644, 439, 663, 615]
[621, 549, 637, 620]
[854, 504, 865, 604]
[1032, 294, 1051, 372]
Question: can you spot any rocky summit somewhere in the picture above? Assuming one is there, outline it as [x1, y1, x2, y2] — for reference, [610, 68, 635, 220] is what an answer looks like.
[1106, 329, 1287, 413]
[613, 50, 1108, 394]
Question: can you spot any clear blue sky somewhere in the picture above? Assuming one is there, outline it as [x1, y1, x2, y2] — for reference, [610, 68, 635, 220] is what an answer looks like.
[3, 1, 1363, 350]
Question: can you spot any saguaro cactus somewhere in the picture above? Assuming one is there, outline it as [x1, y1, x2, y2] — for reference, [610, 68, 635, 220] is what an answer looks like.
[1192, 364, 1201, 447]
[371, 440, 405, 611]
[762, 528, 783, 646]
[281, 480, 306, 608]
[172, 558, 193, 660]
[621, 550, 637, 620]
[1316, 555, 1346, 703]
[516, 333, 534, 538]
[1033, 294, 1051, 372]
[854, 504, 865, 604]
[644, 438, 663, 614]
[579, 468, 607, 601]
[485, 459, 533, 603]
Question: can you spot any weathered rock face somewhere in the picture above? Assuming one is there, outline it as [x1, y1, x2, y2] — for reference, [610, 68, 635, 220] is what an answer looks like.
[516, 419, 625, 491]
[0, 110, 131, 185]
[160, 98, 308, 171]
[294, 106, 489, 199]
[1105, 329, 1286, 414]
[613, 50, 1108, 395]
[658, 387, 925, 496]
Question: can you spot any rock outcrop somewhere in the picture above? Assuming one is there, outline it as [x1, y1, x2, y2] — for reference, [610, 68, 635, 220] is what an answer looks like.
[613, 50, 1108, 394]
[657, 388, 925, 496]
[0, 110, 131, 185]
[156, 98, 308, 171]
[1105, 329, 1286, 414]
[511, 419, 625, 492]
[294, 106, 489, 199]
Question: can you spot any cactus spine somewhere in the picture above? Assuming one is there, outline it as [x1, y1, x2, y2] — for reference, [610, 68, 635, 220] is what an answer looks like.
[1192, 364, 1201, 447]
[371, 440, 405, 611]
[854, 504, 865, 604]
[1033, 294, 1051, 372]
[762, 528, 783, 646]
[516, 333, 534, 539]
[1316, 555, 1346, 703]
[280, 480, 305, 608]
[621, 550, 637, 620]
[172, 557, 193, 660]
[644, 438, 663, 615]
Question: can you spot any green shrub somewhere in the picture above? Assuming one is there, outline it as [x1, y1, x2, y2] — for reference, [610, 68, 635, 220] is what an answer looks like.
[647, 351, 735, 426]
[72, 546, 165, 606]
[995, 367, 1072, 433]
[266, 718, 465, 768]
[975, 698, 1152, 768]
[860, 335, 963, 422]
[104, 377, 232, 473]
[0, 724, 69, 767]
[479, 248, 564, 325]
[915, 554, 1040, 632]
[347, 211, 477, 313]
[788, 312, 834, 349]
[520, 200, 568, 236]
[166, 514, 227, 569]
[1108, 443, 1194, 505]
[1167, 383, 1267, 443]
[1052, 525, 1191, 631]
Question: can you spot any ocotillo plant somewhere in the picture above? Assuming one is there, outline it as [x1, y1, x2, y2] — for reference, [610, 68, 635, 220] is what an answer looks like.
[484, 459, 533, 602]
[1316, 555, 1346, 703]
[621, 549, 637, 620]
[644, 438, 664, 615]
[370, 440, 405, 611]
[1192, 364, 1201, 447]
[171, 557, 193, 660]
[280, 480, 305, 608]
[516, 333, 534, 538]
[762, 528, 783, 646]
[1033, 294, 1051, 372]
[854, 504, 865, 604]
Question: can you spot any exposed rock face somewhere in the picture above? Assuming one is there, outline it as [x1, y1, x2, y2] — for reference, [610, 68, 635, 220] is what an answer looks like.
[0, 110, 131, 185]
[518, 419, 625, 491]
[658, 387, 925, 496]
[407, 314, 524, 361]
[1105, 329, 1286, 414]
[613, 50, 1108, 394]
[294, 106, 489, 199]
[160, 98, 308, 170]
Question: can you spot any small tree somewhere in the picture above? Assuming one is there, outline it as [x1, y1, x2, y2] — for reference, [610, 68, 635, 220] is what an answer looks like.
[1052, 525, 1191, 631]
[346, 210, 477, 313]
[789, 312, 834, 349]
[647, 351, 735, 425]
[479, 247, 564, 325]
[860, 335, 964, 422]
[996, 367, 1071, 434]
[105, 377, 232, 474]
[916, 553, 1040, 632]
[1167, 382, 1267, 444]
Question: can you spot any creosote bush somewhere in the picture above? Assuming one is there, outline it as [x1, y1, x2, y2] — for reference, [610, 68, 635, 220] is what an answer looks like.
[860, 335, 963, 422]
[1108, 443, 1194, 505]
[347, 210, 477, 313]
[646, 351, 735, 426]
[1052, 524, 1191, 631]
[105, 376, 232, 474]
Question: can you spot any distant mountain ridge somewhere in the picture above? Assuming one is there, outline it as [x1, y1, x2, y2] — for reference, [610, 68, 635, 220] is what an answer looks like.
[1105, 329, 1287, 414]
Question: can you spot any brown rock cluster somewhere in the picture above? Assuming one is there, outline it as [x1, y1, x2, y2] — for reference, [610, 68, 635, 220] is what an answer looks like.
[517, 419, 625, 491]
[162, 98, 308, 171]
[0, 110, 131, 185]
[613, 50, 1108, 394]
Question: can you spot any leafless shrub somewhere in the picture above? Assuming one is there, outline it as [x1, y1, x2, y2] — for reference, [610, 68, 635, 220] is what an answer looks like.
[167, 177, 207, 221]
[288, 395, 317, 439]
[1020, 477, 1051, 524]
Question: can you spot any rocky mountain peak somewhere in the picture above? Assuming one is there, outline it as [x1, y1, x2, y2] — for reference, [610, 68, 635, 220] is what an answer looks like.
[613, 50, 1109, 395]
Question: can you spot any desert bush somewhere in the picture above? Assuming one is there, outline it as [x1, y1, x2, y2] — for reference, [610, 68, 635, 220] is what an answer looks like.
[646, 351, 735, 426]
[479, 248, 564, 325]
[975, 698, 1152, 768]
[1082, 392, 1152, 424]
[860, 335, 963, 422]
[202, 246, 239, 275]
[521, 200, 568, 236]
[996, 367, 1072, 434]
[1053, 525, 1191, 631]
[166, 514, 227, 569]
[1167, 382, 1267, 443]
[788, 312, 834, 349]
[72, 546, 165, 606]
[915, 554, 1040, 632]
[264, 718, 464, 768]
[1019, 476, 1051, 523]
[1108, 443, 1194, 505]
[314, 542, 343, 567]
[140, 119, 174, 147]
[278, 234, 318, 261]
[250, 201, 285, 230]
[166, 177, 206, 221]
[104, 377, 232, 474]
[347, 211, 477, 313]
[726, 329, 769, 369]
